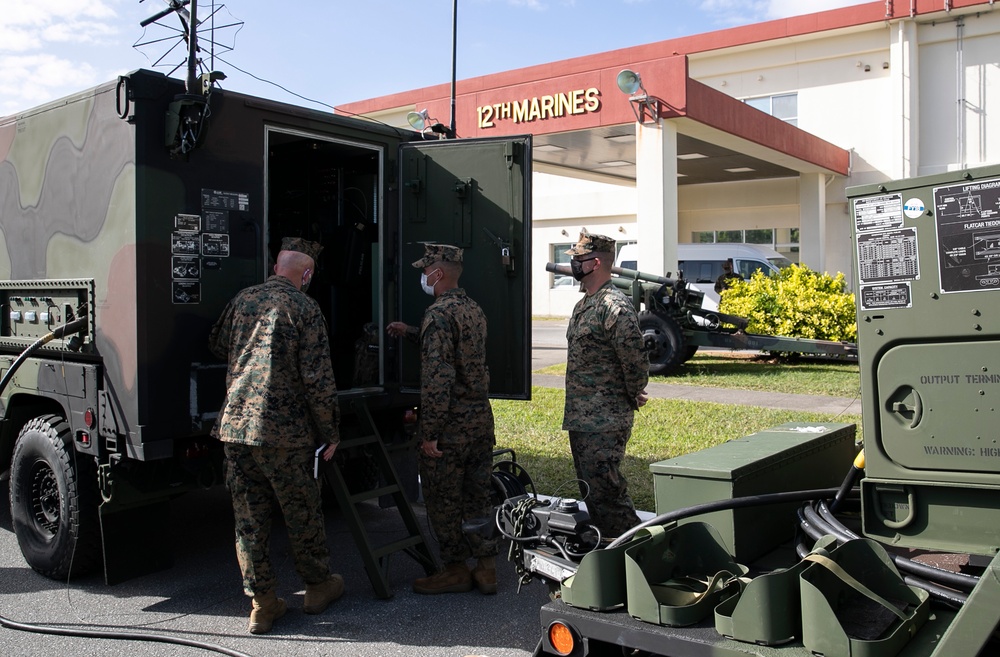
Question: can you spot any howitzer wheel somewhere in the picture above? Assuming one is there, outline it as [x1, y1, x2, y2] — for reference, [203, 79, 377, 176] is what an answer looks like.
[639, 311, 686, 375]
[9, 415, 101, 579]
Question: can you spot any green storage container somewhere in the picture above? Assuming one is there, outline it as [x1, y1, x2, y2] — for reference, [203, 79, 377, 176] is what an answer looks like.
[651, 422, 857, 563]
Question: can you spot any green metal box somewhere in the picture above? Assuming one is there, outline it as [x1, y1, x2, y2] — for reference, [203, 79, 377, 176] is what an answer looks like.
[651, 422, 857, 563]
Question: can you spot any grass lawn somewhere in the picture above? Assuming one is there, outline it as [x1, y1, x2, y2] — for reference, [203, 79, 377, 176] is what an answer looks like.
[495, 354, 863, 512]
[538, 352, 861, 398]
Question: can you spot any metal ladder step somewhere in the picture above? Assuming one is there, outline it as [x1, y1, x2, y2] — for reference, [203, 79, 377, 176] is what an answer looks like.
[322, 399, 437, 599]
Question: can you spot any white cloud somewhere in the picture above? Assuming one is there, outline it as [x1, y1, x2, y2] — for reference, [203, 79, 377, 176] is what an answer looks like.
[42, 20, 121, 46]
[765, 0, 869, 19]
[698, 0, 868, 26]
[1, 0, 119, 42]
[0, 0, 146, 113]
[0, 53, 102, 114]
[698, 0, 771, 26]
[508, 0, 547, 8]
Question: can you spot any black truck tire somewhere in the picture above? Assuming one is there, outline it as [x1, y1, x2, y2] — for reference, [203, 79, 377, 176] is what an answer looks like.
[9, 414, 101, 579]
[638, 311, 686, 375]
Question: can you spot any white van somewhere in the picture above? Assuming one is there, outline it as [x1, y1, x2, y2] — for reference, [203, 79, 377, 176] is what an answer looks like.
[615, 243, 792, 310]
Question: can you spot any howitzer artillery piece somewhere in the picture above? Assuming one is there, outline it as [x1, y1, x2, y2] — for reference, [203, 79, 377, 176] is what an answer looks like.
[546, 262, 857, 374]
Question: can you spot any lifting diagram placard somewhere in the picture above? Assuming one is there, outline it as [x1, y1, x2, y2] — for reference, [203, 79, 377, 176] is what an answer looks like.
[933, 177, 1000, 294]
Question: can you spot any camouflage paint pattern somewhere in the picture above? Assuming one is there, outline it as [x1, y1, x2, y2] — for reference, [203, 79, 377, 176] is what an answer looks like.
[563, 279, 647, 538]
[224, 443, 332, 596]
[417, 287, 497, 563]
[420, 438, 497, 563]
[417, 288, 493, 442]
[209, 275, 340, 448]
[562, 280, 648, 432]
[0, 82, 138, 401]
[568, 429, 640, 538]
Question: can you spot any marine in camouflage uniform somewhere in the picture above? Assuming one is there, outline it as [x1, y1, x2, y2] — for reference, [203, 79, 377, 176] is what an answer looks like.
[405, 243, 498, 595]
[563, 232, 649, 539]
[209, 237, 343, 632]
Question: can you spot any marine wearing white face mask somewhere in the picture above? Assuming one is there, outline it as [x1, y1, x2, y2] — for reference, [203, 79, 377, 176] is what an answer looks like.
[420, 268, 442, 296]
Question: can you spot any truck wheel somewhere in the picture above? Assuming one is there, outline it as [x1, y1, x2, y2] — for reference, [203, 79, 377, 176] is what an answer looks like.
[9, 415, 101, 579]
[639, 311, 686, 375]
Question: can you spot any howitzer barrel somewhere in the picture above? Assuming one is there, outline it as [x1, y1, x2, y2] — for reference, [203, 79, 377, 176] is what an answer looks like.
[545, 262, 676, 287]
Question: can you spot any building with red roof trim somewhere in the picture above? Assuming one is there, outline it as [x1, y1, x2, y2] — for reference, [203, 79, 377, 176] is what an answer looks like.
[338, 1, 1000, 316]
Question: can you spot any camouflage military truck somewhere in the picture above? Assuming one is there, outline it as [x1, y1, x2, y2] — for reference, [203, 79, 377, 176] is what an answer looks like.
[0, 69, 531, 583]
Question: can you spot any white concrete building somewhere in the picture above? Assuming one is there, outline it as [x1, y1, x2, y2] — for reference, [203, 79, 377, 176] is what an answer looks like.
[338, 1, 1000, 317]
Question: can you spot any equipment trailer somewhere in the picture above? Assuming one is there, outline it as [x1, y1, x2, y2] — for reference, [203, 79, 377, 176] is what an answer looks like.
[524, 165, 1000, 656]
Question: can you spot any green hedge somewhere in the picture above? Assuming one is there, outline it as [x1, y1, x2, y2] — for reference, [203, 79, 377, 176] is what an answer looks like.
[718, 264, 857, 342]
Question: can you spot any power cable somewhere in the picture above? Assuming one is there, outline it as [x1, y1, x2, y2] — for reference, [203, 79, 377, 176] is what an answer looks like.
[211, 56, 409, 137]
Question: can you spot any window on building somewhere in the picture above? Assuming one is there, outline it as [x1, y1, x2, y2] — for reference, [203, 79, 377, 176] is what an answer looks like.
[551, 243, 574, 288]
[616, 240, 636, 261]
[745, 93, 798, 127]
[744, 229, 773, 244]
[687, 229, 800, 263]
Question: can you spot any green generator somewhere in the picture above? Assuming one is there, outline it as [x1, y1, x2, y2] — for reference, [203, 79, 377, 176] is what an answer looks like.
[849, 164, 1000, 557]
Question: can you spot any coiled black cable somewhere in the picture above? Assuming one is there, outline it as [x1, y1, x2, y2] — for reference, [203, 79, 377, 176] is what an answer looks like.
[814, 500, 979, 592]
[795, 504, 968, 607]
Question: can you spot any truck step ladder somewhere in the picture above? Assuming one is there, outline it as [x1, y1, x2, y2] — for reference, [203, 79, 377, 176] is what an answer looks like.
[323, 398, 438, 598]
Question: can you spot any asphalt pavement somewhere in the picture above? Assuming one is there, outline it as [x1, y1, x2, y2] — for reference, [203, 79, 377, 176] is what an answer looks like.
[0, 320, 859, 657]
[0, 481, 551, 657]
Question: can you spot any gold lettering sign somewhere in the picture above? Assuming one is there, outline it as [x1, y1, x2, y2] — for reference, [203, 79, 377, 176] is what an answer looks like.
[477, 88, 600, 129]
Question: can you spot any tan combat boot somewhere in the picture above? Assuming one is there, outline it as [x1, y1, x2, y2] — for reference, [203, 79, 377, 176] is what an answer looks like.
[303, 574, 345, 614]
[471, 556, 497, 595]
[248, 590, 287, 635]
[412, 562, 473, 594]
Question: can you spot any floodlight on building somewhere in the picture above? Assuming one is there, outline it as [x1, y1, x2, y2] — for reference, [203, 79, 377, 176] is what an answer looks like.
[616, 69, 660, 124]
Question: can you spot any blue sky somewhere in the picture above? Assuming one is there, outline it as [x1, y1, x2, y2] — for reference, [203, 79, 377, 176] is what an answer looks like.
[1, 0, 869, 116]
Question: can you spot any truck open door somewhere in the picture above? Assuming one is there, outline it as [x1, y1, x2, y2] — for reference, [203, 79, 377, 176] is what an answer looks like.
[398, 136, 532, 400]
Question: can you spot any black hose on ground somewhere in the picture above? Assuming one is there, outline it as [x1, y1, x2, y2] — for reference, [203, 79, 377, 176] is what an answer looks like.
[0, 615, 255, 657]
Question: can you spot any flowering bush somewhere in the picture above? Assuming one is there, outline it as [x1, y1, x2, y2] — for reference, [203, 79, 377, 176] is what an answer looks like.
[718, 264, 857, 342]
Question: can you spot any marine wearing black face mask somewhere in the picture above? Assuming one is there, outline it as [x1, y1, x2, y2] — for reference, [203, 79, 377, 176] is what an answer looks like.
[570, 256, 599, 281]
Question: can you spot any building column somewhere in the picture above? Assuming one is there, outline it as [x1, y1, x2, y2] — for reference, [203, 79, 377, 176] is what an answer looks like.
[635, 119, 678, 277]
[891, 18, 919, 178]
[799, 173, 826, 272]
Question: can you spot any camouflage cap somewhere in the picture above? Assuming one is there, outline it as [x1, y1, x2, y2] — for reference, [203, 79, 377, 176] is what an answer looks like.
[412, 243, 463, 268]
[281, 237, 323, 262]
[565, 231, 615, 256]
